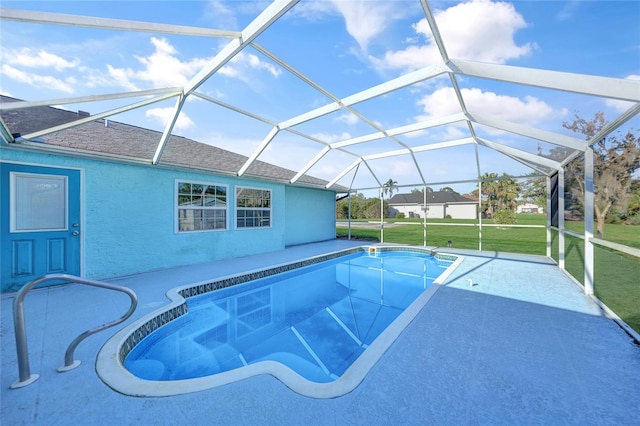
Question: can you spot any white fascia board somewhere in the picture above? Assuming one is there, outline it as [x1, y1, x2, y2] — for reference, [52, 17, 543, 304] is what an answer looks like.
[468, 112, 587, 151]
[450, 59, 640, 102]
[477, 137, 560, 170]
[411, 138, 475, 153]
[238, 126, 279, 176]
[290, 146, 331, 183]
[152, 95, 186, 165]
[184, 0, 299, 95]
[0, 8, 242, 38]
[0, 88, 183, 111]
[21, 92, 179, 140]
[341, 63, 450, 107]
[326, 158, 362, 189]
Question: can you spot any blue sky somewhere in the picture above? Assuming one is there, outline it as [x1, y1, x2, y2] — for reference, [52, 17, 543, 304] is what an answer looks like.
[1, 0, 639, 195]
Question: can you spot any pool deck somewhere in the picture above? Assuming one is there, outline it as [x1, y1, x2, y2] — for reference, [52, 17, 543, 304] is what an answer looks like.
[2, 240, 639, 425]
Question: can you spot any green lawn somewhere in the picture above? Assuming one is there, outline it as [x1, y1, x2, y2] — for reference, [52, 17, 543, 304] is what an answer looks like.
[550, 231, 640, 334]
[338, 216, 640, 334]
[344, 214, 640, 249]
[338, 214, 550, 254]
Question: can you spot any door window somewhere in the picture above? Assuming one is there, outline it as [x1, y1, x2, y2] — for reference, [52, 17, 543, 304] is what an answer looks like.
[11, 172, 68, 232]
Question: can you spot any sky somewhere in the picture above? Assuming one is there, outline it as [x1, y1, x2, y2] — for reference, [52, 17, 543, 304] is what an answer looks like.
[1, 0, 639, 196]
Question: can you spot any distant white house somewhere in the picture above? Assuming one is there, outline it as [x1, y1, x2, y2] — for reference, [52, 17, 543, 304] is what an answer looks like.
[517, 203, 544, 214]
[388, 191, 478, 219]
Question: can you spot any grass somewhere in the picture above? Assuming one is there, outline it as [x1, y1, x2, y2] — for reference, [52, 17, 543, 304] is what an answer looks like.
[550, 231, 640, 334]
[338, 215, 640, 334]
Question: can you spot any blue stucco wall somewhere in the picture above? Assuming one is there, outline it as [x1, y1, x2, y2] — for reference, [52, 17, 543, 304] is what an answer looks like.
[1, 148, 336, 282]
[284, 186, 336, 246]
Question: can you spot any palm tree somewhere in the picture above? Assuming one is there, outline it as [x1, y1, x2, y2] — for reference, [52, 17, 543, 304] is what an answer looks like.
[480, 172, 520, 217]
[382, 178, 398, 199]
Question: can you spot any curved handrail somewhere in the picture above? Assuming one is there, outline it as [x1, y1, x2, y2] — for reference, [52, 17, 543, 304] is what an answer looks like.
[11, 274, 138, 389]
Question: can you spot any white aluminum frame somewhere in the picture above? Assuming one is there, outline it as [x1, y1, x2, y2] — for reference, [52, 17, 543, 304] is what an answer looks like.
[1, 1, 639, 299]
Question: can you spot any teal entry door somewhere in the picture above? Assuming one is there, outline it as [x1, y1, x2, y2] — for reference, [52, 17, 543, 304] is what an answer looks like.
[1, 163, 81, 292]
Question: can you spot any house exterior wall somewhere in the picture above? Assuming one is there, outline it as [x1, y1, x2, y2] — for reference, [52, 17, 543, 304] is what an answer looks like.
[427, 205, 446, 219]
[446, 203, 477, 219]
[389, 205, 423, 218]
[517, 203, 544, 214]
[1, 148, 336, 286]
[284, 186, 336, 246]
[390, 203, 477, 219]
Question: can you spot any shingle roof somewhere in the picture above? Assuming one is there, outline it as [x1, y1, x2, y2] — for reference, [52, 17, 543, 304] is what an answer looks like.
[389, 191, 476, 205]
[0, 95, 345, 190]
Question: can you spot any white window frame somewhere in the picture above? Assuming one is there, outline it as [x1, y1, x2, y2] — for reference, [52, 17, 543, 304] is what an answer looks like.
[175, 180, 228, 233]
[235, 186, 272, 229]
[10, 172, 69, 233]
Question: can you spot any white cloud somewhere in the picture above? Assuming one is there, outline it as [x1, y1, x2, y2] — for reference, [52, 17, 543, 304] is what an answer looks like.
[605, 74, 640, 113]
[203, 0, 238, 29]
[292, 0, 414, 50]
[135, 37, 212, 87]
[329, 0, 402, 50]
[103, 37, 213, 90]
[335, 112, 359, 125]
[288, 0, 336, 20]
[1, 64, 74, 93]
[8, 48, 79, 71]
[219, 52, 282, 82]
[199, 132, 260, 156]
[375, 0, 535, 71]
[417, 87, 554, 127]
[105, 37, 282, 91]
[556, 0, 581, 21]
[405, 124, 468, 141]
[389, 159, 418, 178]
[106, 65, 140, 91]
[0, 47, 78, 92]
[146, 107, 194, 131]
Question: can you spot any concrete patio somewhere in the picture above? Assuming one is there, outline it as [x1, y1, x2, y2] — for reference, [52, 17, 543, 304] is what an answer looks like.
[2, 240, 639, 425]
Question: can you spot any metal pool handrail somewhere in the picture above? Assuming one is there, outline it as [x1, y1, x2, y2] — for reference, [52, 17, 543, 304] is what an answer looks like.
[11, 274, 138, 389]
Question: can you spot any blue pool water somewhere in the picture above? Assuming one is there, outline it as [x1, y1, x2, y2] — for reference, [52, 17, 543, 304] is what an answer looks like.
[125, 251, 452, 383]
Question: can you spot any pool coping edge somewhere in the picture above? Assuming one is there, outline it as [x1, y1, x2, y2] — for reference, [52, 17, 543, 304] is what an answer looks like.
[95, 245, 463, 398]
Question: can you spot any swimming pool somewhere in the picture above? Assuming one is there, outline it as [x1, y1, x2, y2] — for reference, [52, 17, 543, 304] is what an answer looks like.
[97, 246, 462, 398]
